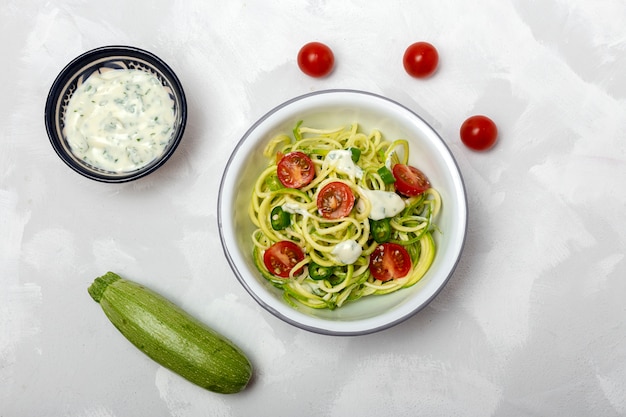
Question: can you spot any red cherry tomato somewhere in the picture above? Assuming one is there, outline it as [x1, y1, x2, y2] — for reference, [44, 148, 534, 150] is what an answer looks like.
[263, 241, 305, 278]
[460, 115, 498, 151]
[403, 42, 439, 78]
[369, 243, 412, 282]
[297, 42, 335, 78]
[392, 164, 431, 197]
[277, 151, 315, 189]
[317, 181, 355, 219]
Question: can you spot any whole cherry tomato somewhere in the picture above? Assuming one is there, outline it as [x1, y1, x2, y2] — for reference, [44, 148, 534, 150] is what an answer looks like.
[403, 42, 439, 78]
[460, 115, 498, 151]
[297, 42, 335, 78]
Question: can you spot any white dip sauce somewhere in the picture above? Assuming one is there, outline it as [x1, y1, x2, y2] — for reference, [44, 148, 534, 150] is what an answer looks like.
[64, 69, 176, 172]
[323, 150, 363, 179]
[331, 239, 363, 265]
[282, 202, 311, 217]
[358, 187, 406, 220]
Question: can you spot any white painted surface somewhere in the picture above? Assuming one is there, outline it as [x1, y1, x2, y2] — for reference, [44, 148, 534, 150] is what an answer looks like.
[1, 0, 625, 416]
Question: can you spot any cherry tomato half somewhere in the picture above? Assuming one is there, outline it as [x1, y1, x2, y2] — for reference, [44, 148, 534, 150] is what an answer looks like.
[403, 42, 439, 78]
[297, 42, 335, 78]
[263, 241, 305, 278]
[317, 181, 355, 219]
[392, 164, 431, 197]
[460, 115, 498, 151]
[277, 151, 315, 189]
[369, 243, 411, 282]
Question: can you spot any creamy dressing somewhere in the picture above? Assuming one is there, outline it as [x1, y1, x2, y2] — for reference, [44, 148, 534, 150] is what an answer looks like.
[64, 68, 176, 172]
[282, 202, 311, 217]
[331, 239, 362, 264]
[323, 150, 363, 179]
[358, 187, 406, 220]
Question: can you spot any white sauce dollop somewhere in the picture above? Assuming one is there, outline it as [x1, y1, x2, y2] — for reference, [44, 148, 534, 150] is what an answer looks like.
[282, 202, 311, 217]
[358, 187, 406, 220]
[64, 69, 176, 172]
[323, 150, 363, 179]
[331, 239, 363, 265]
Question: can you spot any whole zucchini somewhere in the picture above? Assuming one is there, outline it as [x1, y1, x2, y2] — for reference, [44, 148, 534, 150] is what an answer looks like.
[88, 272, 252, 394]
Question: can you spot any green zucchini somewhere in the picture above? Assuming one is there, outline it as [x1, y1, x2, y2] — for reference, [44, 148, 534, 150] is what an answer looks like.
[88, 272, 252, 394]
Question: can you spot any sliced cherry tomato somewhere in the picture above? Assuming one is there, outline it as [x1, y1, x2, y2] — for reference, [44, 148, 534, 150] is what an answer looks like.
[317, 181, 355, 219]
[460, 115, 498, 151]
[392, 164, 431, 197]
[277, 151, 315, 189]
[369, 243, 411, 282]
[403, 42, 439, 78]
[297, 42, 335, 78]
[263, 241, 305, 278]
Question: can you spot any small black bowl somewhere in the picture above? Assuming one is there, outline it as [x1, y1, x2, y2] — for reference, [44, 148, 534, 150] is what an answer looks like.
[44, 45, 187, 183]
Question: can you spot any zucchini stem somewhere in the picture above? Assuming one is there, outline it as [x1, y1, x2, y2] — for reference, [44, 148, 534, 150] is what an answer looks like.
[88, 271, 122, 302]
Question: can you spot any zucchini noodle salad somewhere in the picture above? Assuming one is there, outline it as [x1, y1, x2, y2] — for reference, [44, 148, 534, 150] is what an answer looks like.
[249, 122, 441, 310]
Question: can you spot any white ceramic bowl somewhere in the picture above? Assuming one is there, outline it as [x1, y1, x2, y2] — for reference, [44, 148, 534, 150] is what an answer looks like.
[218, 89, 467, 336]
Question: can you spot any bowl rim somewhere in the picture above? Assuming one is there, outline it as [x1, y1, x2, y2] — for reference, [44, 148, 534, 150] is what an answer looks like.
[218, 88, 468, 336]
[44, 45, 187, 183]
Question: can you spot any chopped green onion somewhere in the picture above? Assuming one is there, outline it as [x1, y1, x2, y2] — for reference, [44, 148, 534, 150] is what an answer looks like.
[293, 120, 304, 141]
[349, 147, 361, 163]
[377, 166, 396, 184]
[265, 174, 284, 191]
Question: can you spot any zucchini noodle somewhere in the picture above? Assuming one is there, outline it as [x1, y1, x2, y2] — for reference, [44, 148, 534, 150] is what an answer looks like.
[249, 122, 441, 310]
